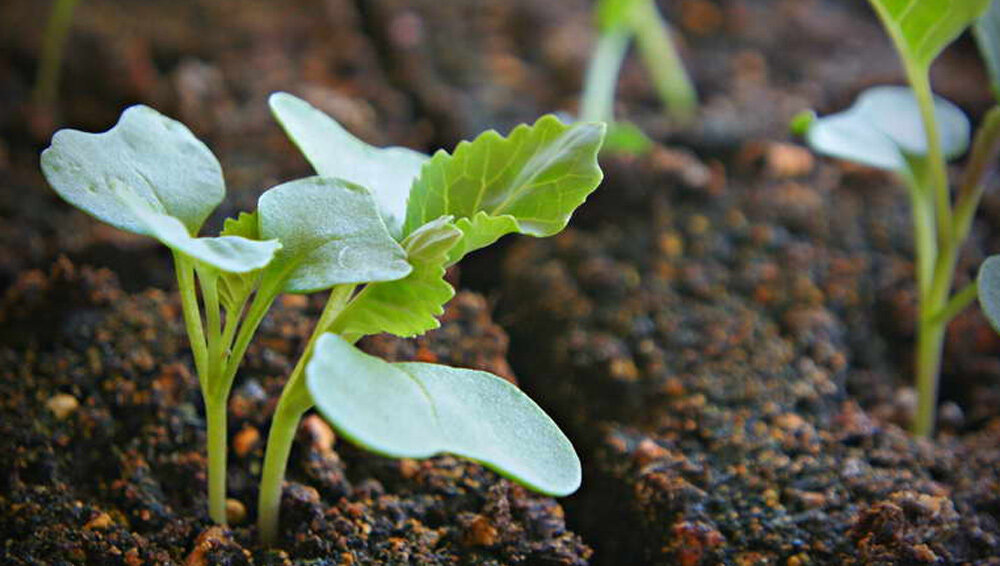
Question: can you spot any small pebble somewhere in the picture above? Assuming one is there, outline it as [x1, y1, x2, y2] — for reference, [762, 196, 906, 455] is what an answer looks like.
[46, 393, 79, 420]
[84, 512, 113, 530]
[232, 426, 260, 458]
[225, 498, 247, 525]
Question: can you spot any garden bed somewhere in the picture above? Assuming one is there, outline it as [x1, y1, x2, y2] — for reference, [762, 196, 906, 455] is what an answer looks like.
[1, 0, 999, 564]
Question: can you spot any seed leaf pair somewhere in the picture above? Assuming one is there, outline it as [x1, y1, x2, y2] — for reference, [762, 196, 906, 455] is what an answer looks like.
[803, 86, 970, 172]
[307, 334, 582, 496]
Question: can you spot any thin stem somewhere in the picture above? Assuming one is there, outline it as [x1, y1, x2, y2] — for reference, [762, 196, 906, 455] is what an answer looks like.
[257, 389, 310, 546]
[34, 0, 81, 110]
[904, 172, 937, 297]
[580, 29, 631, 123]
[173, 253, 208, 388]
[256, 285, 355, 545]
[629, 0, 697, 121]
[196, 267, 224, 395]
[908, 71, 952, 247]
[954, 107, 1000, 244]
[932, 281, 978, 326]
[220, 279, 282, 397]
[205, 395, 228, 524]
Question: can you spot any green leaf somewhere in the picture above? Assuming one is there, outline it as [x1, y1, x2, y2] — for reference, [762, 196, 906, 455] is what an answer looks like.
[804, 86, 970, 171]
[218, 211, 266, 311]
[978, 255, 1000, 333]
[269, 92, 428, 239]
[41, 105, 225, 236]
[329, 216, 461, 339]
[257, 176, 411, 294]
[602, 121, 653, 155]
[596, 0, 641, 31]
[975, 0, 1000, 100]
[307, 334, 582, 497]
[128, 203, 280, 274]
[869, 0, 990, 70]
[404, 114, 605, 264]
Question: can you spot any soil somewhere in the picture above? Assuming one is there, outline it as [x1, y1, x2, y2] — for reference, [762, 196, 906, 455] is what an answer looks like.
[1, 0, 1000, 564]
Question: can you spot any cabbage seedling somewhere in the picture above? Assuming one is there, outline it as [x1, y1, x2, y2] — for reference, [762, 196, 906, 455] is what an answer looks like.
[39, 107, 414, 526]
[254, 93, 605, 544]
[580, 0, 697, 154]
[797, 0, 1000, 436]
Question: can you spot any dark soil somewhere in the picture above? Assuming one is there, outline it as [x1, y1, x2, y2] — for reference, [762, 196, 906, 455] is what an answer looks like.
[2, 0, 1000, 564]
[0, 258, 588, 564]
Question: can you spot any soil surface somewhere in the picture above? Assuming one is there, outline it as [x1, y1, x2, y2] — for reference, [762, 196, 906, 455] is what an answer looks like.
[0, 259, 588, 564]
[2, 0, 1000, 564]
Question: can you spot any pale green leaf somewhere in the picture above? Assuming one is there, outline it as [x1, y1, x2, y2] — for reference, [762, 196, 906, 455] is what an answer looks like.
[221, 211, 261, 240]
[307, 334, 582, 496]
[269, 92, 428, 238]
[128, 203, 280, 274]
[805, 86, 970, 171]
[975, 0, 1000, 99]
[41, 105, 225, 235]
[979, 255, 1000, 334]
[329, 217, 460, 339]
[257, 176, 411, 294]
[869, 0, 990, 70]
[596, 0, 641, 31]
[404, 115, 605, 264]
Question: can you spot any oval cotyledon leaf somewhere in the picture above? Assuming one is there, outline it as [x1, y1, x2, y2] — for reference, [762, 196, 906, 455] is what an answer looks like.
[306, 334, 581, 496]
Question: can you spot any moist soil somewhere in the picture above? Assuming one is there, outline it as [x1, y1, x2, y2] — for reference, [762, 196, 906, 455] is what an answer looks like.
[2, 0, 1000, 564]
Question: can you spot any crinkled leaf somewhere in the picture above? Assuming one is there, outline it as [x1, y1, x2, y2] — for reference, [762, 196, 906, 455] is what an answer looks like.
[257, 176, 411, 294]
[329, 217, 461, 339]
[221, 211, 261, 240]
[307, 334, 582, 496]
[979, 255, 1000, 334]
[269, 92, 428, 238]
[127, 203, 280, 274]
[869, 0, 990, 70]
[404, 115, 605, 264]
[805, 86, 970, 171]
[41, 105, 225, 235]
[976, 0, 1000, 100]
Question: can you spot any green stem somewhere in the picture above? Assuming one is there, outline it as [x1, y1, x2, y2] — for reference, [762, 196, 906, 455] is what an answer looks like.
[205, 395, 228, 524]
[629, 0, 697, 121]
[580, 28, 631, 123]
[907, 71, 952, 246]
[904, 172, 937, 297]
[913, 316, 946, 437]
[34, 0, 81, 110]
[932, 282, 977, 326]
[256, 285, 355, 546]
[954, 107, 1000, 244]
[196, 267, 224, 395]
[257, 386, 311, 546]
[173, 253, 208, 389]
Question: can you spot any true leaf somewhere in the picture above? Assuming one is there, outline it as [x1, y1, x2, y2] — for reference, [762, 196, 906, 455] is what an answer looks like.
[979, 255, 1000, 333]
[218, 211, 267, 310]
[257, 176, 411, 294]
[603, 121, 653, 155]
[41, 105, 225, 235]
[868, 0, 990, 70]
[307, 334, 582, 496]
[269, 92, 428, 239]
[804, 86, 970, 171]
[404, 114, 605, 265]
[975, 0, 1000, 99]
[329, 216, 461, 340]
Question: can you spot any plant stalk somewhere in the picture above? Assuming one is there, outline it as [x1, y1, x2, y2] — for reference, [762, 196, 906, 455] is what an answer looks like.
[34, 0, 81, 110]
[629, 0, 697, 121]
[256, 285, 356, 545]
[580, 28, 631, 123]
[206, 395, 229, 524]
[913, 315, 946, 437]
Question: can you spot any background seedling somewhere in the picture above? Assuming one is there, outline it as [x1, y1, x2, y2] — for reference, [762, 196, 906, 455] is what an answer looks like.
[798, 0, 1000, 436]
[580, 0, 697, 154]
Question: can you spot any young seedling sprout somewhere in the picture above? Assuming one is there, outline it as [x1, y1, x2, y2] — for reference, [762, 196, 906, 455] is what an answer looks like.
[256, 94, 605, 544]
[796, 0, 1000, 436]
[580, 0, 697, 154]
[34, 0, 82, 113]
[40, 95, 606, 546]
